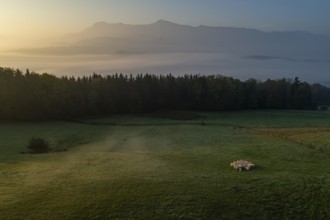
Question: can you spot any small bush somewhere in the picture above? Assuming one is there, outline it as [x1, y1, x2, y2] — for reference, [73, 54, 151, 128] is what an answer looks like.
[27, 137, 51, 154]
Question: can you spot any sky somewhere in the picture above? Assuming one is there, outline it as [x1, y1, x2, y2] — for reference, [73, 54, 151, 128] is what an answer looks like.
[1, 0, 330, 42]
[1, 0, 330, 82]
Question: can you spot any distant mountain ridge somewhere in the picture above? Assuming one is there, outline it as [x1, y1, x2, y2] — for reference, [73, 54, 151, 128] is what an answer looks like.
[14, 19, 330, 60]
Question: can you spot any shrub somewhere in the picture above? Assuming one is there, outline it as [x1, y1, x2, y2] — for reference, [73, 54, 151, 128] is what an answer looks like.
[27, 137, 51, 154]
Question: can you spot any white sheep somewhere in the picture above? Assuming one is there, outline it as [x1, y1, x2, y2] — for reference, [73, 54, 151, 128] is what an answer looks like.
[230, 160, 255, 171]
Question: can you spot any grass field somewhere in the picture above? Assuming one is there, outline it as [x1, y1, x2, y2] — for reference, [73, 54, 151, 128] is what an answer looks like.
[1, 110, 330, 219]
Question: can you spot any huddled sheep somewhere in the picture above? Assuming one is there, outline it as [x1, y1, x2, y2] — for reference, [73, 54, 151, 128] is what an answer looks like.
[230, 160, 255, 171]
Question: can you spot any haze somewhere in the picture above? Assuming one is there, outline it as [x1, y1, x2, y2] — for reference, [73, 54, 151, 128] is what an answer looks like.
[1, 0, 330, 83]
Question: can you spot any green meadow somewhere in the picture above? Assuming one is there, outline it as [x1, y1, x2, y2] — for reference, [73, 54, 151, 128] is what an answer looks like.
[1, 111, 330, 219]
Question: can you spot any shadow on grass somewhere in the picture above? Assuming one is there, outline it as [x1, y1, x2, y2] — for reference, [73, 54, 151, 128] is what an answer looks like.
[252, 165, 265, 171]
[229, 165, 264, 173]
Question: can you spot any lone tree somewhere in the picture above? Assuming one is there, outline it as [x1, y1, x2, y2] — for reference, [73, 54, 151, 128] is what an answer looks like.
[27, 137, 50, 154]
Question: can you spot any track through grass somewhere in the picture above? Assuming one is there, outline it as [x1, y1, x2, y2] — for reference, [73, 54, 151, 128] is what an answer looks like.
[0, 111, 330, 219]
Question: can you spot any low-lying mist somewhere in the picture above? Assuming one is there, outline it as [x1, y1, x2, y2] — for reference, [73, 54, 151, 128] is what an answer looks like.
[1, 52, 330, 83]
[2, 20, 330, 84]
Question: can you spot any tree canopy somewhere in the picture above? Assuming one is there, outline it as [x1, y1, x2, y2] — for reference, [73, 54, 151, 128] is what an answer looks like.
[0, 67, 327, 121]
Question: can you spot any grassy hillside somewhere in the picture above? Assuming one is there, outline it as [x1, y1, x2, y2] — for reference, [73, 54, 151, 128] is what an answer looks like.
[0, 111, 330, 219]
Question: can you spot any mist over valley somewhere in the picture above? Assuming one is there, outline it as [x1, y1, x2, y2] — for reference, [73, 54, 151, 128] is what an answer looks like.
[2, 20, 330, 83]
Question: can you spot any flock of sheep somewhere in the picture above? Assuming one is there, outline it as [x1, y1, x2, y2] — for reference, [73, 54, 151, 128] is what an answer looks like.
[230, 160, 255, 171]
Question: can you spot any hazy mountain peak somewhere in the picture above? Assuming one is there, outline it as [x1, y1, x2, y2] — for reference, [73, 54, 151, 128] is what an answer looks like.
[152, 19, 182, 27]
[90, 19, 179, 28]
[154, 19, 174, 24]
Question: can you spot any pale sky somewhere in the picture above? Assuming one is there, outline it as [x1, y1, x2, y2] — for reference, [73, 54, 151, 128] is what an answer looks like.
[1, 0, 330, 84]
[1, 0, 330, 41]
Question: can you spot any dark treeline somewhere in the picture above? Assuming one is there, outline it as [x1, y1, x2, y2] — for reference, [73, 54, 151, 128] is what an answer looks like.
[1, 67, 329, 121]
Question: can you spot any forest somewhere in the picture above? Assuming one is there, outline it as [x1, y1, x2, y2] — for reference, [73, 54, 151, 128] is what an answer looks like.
[0, 67, 330, 121]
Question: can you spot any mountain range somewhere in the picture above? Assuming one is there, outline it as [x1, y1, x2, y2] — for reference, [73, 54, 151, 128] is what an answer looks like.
[5, 20, 330, 83]
[15, 19, 330, 62]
